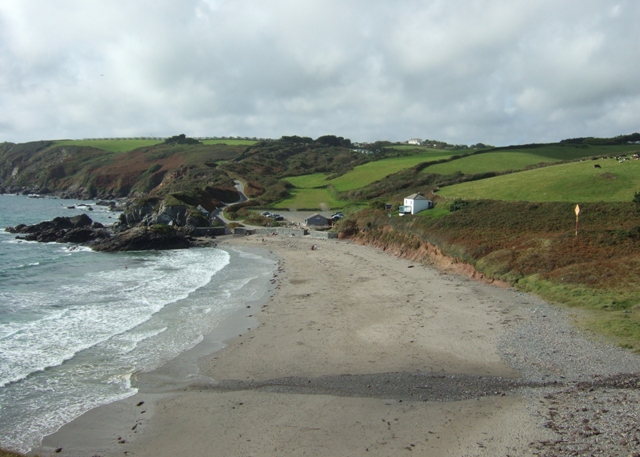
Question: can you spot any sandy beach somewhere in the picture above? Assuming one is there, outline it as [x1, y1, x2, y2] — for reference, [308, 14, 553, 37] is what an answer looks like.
[36, 235, 640, 456]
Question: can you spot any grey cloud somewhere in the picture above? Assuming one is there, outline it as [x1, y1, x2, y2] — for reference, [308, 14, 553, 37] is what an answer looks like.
[0, 0, 639, 145]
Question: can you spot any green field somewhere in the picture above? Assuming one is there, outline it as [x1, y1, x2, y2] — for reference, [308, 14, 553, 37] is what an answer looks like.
[389, 145, 451, 151]
[438, 158, 640, 202]
[54, 138, 256, 152]
[279, 151, 452, 208]
[424, 144, 640, 175]
[282, 173, 331, 189]
[201, 139, 257, 146]
[331, 152, 453, 191]
[273, 188, 349, 210]
[415, 206, 451, 219]
[55, 139, 162, 152]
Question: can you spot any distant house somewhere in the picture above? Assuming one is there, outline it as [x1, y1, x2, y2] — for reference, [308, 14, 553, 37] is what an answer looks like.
[407, 138, 422, 145]
[304, 213, 331, 227]
[399, 193, 433, 215]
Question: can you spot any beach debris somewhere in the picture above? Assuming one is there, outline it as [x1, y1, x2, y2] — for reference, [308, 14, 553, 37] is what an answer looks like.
[55, 448, 62, 453]
[137, 401, 144, 406]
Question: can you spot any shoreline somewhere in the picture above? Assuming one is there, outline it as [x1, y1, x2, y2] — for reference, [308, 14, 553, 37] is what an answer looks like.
[33, 241, 278, 457]
[34, 235, 640, 456]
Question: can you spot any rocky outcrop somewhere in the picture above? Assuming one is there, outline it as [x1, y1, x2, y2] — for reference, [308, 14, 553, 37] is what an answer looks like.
[91, 225, 192, 252]
[153, 203, 189, 226]
[5, 215, 211, 251]
[118, 201, 157, 226]
[118, 201, 210, 228]
[5, 214, 110, 243]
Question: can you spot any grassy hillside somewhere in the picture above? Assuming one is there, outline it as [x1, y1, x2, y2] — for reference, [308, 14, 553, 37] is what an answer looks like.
[279, 149, 453, 208]
[438, 158, 640, 202]
[424, 144, 640, 175]
[0, 140, 243, 199]
[202, 139, 257, 146]
[331, 150, 452, 192]
[54, 139, 162, 152]
[53, 138, 258, 152]
[273, 188, 349, 210]
[282, 173, 331, 189]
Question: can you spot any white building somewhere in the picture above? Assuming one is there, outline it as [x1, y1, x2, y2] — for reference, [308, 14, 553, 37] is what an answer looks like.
[399, 193, 433, 215]
[407, 138, 422, 145]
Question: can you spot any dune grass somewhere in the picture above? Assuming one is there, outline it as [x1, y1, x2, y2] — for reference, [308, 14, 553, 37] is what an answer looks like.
[437, 159, 640, 202]
[55, 139, 162, 152]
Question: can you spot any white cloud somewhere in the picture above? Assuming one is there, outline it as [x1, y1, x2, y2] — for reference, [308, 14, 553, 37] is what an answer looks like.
[0, 0, 639, 145]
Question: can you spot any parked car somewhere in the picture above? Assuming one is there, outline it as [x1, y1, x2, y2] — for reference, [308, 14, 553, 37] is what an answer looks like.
[331, 212, 344, 221]
[269, 213, 284, 221]
[261, 211, 272, 217]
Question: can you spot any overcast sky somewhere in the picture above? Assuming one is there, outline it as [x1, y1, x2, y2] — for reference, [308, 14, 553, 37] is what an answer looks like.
[1, 1, 639, 146]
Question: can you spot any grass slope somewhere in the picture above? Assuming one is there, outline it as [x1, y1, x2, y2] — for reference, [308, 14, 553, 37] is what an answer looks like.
[438, 159, 640, 202]
[55, 139, 162, 152]
[279, 151, 453, 208]
[424, 144, 639, 175]
[331, 151, 453, 192]
[282, 173, 331, 189]
[201, 139, 257, 146]
[283, 151, 452, 191]
[53, 139, 256, 152]
[273, 188, 349, 210]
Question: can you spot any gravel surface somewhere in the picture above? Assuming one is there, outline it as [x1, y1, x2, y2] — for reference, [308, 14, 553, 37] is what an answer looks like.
[497, 293, 640, 383]
[493, 295, 640, 456]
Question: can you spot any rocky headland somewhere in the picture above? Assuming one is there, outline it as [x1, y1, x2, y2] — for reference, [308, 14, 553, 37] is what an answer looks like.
[5, 213, 217, 251]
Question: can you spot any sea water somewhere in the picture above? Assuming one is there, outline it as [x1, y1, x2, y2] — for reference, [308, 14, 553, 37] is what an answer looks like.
[0, 195, 276, 452]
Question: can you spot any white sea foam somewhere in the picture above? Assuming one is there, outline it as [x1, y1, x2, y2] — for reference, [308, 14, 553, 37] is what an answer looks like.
[0, 202, 275, 454]
[62, 245, 92, 253]
[0, 248, 230, 388]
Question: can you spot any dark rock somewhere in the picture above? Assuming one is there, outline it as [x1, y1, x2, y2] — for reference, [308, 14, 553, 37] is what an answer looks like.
[61, 227, 110, 243]
[91, 226, 191, 252]
[5, 214, 101, 243]
[70, 213, 93, 227]
[95, 200, 117, 208]
[6, 213, 204, 252]
[119, 202, 157, 227]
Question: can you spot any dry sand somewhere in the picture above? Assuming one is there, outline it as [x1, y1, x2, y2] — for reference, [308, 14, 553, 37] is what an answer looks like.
[37, 235, 592, 456]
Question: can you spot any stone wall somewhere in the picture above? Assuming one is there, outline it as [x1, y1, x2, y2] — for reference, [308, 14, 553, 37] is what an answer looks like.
[192, 227, 229, 237]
